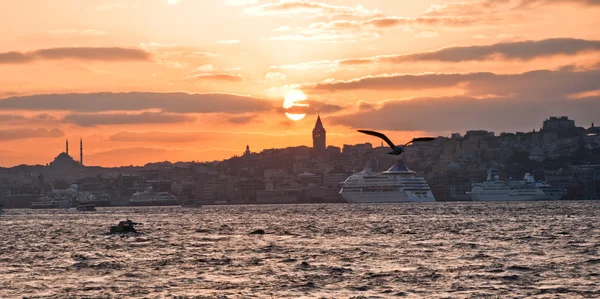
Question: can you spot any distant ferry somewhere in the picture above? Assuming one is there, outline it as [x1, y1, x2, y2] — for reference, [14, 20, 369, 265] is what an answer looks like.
[339, 160, 436, 203]
[469, 169, 566, 201]
[30, 194, 71, 209]
[129, 187, 180, 206]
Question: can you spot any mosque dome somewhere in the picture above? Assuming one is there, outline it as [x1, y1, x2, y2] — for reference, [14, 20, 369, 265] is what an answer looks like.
[445, 162, 462, 173]
[49, 152, 80, 169]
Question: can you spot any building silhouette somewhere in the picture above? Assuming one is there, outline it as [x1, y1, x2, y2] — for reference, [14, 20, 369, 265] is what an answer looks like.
[49, 139, 80, 170]
[312, 112, 326, 157]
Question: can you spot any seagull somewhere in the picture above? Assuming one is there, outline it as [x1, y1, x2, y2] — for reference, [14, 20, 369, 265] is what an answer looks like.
[357, 130, 436, 155]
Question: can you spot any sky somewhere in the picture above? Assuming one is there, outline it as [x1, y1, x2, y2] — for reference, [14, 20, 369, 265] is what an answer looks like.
[1, 0, 599, 167]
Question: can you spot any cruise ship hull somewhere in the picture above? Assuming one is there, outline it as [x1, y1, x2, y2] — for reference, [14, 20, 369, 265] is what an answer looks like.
[339, 160, 436, 203]
[469, 169, 566, 201]
[341, 191, 436, 203]
[470, 192, 564, 201]
[129, 199, 180, 206]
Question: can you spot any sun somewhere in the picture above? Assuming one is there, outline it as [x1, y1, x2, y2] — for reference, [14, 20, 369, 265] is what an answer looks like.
[283, 90, 309, 121]
[167, 0, 180, 5]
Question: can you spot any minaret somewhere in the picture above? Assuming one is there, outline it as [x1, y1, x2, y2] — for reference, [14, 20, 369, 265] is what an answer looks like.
[312, 111, 326, 156]
[80, 138, 83, 166]
[244, 143, 250, 156]
[66, 139, 69, 155]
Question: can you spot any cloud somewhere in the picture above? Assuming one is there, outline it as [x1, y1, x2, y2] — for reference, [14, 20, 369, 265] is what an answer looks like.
[218, 40, 241, 44]
[267, 14, 521, 43]
[0, 114, 26, 122]
[108, 131, 217, 143]
[264, 1, 594, 44]
[423, 0, 600, 18]
[0, 113, 58, 124]
[0, 92, 273, 114]
[422, 0, 509, 16]
[304, 68, 600, 98]
[187, 73, 243, 82]
[63, 112, 196, 127]
[306, 72, 493, 92]
[520, 0, 600, 7]
[269, 60, 336, 71]
[337, 38, 600, 65]
[0, 47, 152, 64]
[243, 0, 381, 18]
[226, 0, 258, 6]
[417, 31, 440, 38]
[268, 31, 380, 43]
[265, 72, 287, 82]
[271, 37, 599, 69]
[329, 94, 600, 133]
[274, 100, 345, 114]
[0, 128, 64, 141]
[268, 19, 381, 43]
[192, 64, 216, 72]
[45, 29, 107, 36]
[364, 15, 522, 28]
[226, 114, 260, 124]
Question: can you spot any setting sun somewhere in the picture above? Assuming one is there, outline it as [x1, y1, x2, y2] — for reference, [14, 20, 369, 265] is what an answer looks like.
[283, 90, 309, 121]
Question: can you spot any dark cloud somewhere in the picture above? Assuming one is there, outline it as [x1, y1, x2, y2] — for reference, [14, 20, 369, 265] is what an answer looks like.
[306, 100, 346, 113]
[226, 114, 260, 124]
[423, 0, 599, 18]
[0, 113, 58, 124]
[0, 92, 274, 114]
[364, 15, 518, 28]
[0, 114, 26, 122]
[274, 100, 346, 115]
[108, 131, 217, 143]
[329, 95, 600, 133]
[357, 101, 375, 111]
[305, 68, 600, 98]
[306, 72, 495, 92]
[63, 112, 196, 127]
[520, 0, 600, 6]
[0, 47, 151, 64]
[243, 0, 381, 18]
[187, 73, 244, 82]
[0, 128, 64, 141]
[339, 38, 600, 65]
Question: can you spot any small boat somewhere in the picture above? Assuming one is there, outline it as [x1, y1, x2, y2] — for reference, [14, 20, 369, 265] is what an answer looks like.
[76, 204, 96, 211]
[109, 219, 143, 233]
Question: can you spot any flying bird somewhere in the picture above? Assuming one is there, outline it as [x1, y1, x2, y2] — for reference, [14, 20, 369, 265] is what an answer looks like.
[357, 130, 436, 155]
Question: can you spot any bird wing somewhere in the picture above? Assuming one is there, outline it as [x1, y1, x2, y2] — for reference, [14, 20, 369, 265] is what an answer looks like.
[403, 137, 436, 147]
[357, 130, 396, 149]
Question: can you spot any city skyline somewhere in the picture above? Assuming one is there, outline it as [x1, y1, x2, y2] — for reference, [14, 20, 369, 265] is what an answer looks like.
[1, 0, 600, 167]
[3, 114, 596, 168]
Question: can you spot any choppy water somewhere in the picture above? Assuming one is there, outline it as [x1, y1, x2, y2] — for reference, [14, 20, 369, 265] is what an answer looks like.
[1, 202, 599, 298]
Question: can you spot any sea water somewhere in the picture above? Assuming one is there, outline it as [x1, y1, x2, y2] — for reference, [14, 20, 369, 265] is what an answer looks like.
[0, 202, 598, 298]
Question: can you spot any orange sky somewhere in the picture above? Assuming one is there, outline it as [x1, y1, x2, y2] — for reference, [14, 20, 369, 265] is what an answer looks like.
[1, 0, 599, 167]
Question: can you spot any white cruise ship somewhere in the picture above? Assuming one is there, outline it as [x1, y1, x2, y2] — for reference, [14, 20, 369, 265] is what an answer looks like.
[129, 187, 180, 206]
[469, 169, 566, 201]
[339, 160, 436, 203]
